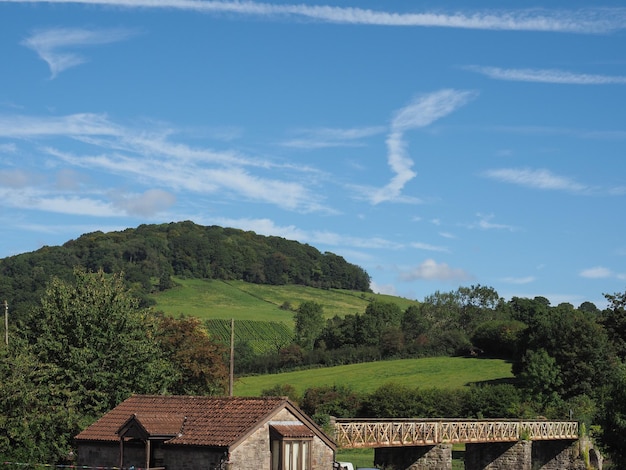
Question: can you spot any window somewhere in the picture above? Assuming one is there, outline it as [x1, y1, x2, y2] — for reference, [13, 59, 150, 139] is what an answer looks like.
[271, 439, 311, 470]
[270, 425, 313, 470]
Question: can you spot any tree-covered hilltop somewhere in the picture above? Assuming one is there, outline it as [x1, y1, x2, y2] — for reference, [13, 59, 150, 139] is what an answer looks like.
[0, 221, 371, 322]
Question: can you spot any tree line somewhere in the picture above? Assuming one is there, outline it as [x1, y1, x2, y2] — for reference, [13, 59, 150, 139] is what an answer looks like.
[0, 221, 371, 325]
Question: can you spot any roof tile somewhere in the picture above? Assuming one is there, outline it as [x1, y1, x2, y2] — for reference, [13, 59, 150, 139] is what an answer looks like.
[76, 395, 289, 447]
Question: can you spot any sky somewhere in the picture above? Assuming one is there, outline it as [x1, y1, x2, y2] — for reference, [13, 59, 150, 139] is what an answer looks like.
[1, 1, 626, 309]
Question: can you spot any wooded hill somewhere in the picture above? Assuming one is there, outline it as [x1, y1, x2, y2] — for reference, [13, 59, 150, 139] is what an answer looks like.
[0, 221, 371, 323]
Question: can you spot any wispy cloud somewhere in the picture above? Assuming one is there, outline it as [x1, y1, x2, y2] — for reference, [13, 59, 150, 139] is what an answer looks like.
[467, 213, 517, 231]
[484, 167, 588, 192]
[0, 185, 119, 216]
[501, 276, 536, 284]
[22, 27, 137, 78]
[399, 258, 472, 282]
[0, 112, 330, 213]
[0, 143, 17, 153]
[5, 1, 626, 33]
[369, 89, 476, 204]
[580, 266, 626, 280]
[411, 241, 450, 253]
[280, 126, 385, 149]
[466, 65, 626, 85]
[110, 189, 176, 217]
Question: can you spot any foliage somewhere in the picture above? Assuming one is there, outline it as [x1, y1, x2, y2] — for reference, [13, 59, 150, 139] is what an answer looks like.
[598, 363, 626, 464]
[602, 289, 626, 360]
[471, 320, 526, 358]
[0, 269, 174, 463]
[300, 384, 362, 418]
[514, 302, 615, 400]
[294, 301, 325, 350]
[465, 384, 523, 418]
[260, 383, 301, 403]
[155, 315, 229, 395]
[0, 221, 371, 325]
[517, 348, 563, 404]
[24, 269, 174, 414]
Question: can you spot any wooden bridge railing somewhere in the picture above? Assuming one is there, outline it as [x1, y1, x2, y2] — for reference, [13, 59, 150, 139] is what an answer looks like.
[333, 419, 578, 448]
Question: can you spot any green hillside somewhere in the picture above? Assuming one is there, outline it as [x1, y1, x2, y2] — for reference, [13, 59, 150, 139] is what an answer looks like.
[233, 356, 514, 397]
[150, 277, 419, 325]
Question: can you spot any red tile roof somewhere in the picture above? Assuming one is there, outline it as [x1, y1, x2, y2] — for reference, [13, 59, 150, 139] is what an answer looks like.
[271, 424, 315, 438]
[76, 395, 295, 447]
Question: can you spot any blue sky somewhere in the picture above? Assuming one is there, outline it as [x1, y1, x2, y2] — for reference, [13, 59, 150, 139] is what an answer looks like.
[1, 1, 625, 308]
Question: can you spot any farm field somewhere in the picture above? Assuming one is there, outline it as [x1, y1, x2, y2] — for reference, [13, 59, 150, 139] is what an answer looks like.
[151, 278, 419, 324]
[233, 356, 514, 397]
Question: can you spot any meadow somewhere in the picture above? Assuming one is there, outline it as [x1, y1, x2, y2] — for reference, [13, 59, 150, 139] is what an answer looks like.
[150, 278, 419, 324]
[233, 356, 514, 396]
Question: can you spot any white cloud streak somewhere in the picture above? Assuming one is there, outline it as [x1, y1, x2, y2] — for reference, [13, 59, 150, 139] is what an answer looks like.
[22, 27, 137, 78]
[501, 276, 536, 284]
[411, 242, 450, 253]
[467, 66, 626, 85]
[370, 89, 476, 204]
[280, 126, 385, 149]
[399, 258, 472, 282]
[468, 213, 517, 232]
[4, 1, 626, 33]
[0, 112, 327, 213]
[579, 266, 626, 280]
[484, 168, 588, 192]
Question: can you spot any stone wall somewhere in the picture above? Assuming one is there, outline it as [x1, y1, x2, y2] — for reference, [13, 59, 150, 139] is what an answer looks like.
[229, 407, 334, 470]
[532, 440, 585, 470]
[375, 444, 452, 470]
[229, 419, 272, 470]
[465, 441, 531, 470]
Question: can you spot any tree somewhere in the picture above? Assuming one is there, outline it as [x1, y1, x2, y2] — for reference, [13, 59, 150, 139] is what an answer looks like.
[155, 315, 228, 395]
[294, 301, 325, 350]
[300, 384, 362, 419]
[0, 338, 80, 463]
[23, 269, 174, 414]
[6, 269, 175, 463]
[518, 348, 563, 404]
[602, 289, 626, 360]
[599, 363, 626, 464]
[515, 302, 614, 400]
[457, 284, 504, 333]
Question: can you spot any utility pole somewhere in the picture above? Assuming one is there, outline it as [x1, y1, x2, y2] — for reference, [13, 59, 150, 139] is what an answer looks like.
[4, 300, 7, 346]
[229, 318, 234, 396]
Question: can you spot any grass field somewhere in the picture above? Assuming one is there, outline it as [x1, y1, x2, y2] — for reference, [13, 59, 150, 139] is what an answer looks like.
[234, 356, 514, 397]
[150, 278, 419, 325]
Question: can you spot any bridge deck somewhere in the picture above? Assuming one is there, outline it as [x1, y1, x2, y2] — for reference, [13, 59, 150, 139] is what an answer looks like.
[333, 419, 578, 448]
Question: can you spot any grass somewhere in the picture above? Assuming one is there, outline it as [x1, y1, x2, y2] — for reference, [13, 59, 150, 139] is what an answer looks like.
[234, 356, 513, 397]
[150, 278, 419, 325]
[335, 448, 375, 468]
[335, 447, 466, 469]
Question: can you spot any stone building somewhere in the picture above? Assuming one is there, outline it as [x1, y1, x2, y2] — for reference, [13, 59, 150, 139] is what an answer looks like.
[75, 395, 336, 470]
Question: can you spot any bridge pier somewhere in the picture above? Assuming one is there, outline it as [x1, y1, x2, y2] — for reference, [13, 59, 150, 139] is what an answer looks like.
[465, 440, 583, 470]
[465, 440, 531, 470]
[374, 440, 585, 470]
[532, 440, 584, 470]
[374, 444, 452, 470]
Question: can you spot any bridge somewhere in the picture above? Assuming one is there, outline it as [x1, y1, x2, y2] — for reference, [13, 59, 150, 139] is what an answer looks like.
[332, 418, 585, 470]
